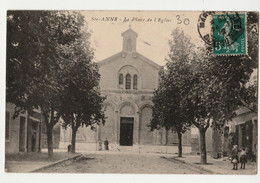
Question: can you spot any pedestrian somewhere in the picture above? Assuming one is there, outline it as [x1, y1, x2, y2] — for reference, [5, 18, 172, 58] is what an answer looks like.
[98, 140, 102, 151]
[231, 145, 239, 170]
[104, 138, 109, 150]
[67, 144, 71, 153]
[240, 148, 247, 169]
[31, 131, 36, 152]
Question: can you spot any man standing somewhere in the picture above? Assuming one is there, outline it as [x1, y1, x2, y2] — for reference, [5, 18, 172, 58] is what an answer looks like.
[104, 138, 109, 150]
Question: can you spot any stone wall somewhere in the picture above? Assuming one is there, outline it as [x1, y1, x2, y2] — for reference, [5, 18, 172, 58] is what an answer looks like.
[5, 103, 43, 154]
[98, 53, 159, 91]
[5, 103, 25, 153]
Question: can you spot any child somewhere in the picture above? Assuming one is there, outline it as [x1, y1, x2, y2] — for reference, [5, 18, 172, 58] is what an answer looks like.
[231, 145, 239, 170]
[240, 148, 247, 169]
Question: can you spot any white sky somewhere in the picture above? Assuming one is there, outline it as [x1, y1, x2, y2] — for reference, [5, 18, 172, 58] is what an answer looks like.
[83, 11, 204, 66]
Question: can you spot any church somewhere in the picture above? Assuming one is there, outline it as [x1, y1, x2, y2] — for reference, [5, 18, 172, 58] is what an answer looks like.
[59, 27, 192, 153]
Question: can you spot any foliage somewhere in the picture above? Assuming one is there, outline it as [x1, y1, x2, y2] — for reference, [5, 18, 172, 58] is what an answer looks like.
[7, 10, 86, 116]
[59, 34, 106, 135]
[151, 29, 195, 157]
[152, 13, 258, 162]
[151, 28, 194, 133]
[6, 11, 96, 157]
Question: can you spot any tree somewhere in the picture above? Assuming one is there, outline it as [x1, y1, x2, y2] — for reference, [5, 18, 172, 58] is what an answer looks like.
[153, 14, 258, 164]
[150, 29, 194, 157]
[58, 32, 105, 153]
[238, 12, 258, 113]
[185, 12, 258, 163]
[6, 11, 89, 158]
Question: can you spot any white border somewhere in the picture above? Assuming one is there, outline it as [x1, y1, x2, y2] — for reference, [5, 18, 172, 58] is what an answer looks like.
[1, 1, 260, 183]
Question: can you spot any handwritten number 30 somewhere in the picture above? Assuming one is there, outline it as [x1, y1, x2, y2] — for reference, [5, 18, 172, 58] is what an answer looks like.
[176, 15, 190, 25]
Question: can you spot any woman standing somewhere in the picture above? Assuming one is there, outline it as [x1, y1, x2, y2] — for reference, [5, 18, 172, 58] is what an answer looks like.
[231, 145, 239, 170]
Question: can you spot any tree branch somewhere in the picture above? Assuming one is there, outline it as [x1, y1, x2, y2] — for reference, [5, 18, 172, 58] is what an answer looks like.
[204, 118, 210, 130]
[239, 97, 257, 113]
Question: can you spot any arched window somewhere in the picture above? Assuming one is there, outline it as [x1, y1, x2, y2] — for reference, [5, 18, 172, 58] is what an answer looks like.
[133, 74, 137, 90]
[127, 39, 132, 52]
[119, 74, 123, 85]
[125, 74, 131, 89]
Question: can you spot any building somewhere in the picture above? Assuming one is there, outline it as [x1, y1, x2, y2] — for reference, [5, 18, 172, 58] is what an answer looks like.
[59, 28, 192, 153]
[222, 108, 257, 160]
[5, 103, 43, 154]
[190, 108, 257, 160]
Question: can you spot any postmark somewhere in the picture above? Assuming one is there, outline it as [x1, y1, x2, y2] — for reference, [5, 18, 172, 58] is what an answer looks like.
[212, 13, 246, 55]
[197, 12, 247, 56]
[197, 11, 215, 45]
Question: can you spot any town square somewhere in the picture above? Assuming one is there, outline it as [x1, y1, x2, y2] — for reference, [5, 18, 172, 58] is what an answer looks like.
[4, 10, 258, 176]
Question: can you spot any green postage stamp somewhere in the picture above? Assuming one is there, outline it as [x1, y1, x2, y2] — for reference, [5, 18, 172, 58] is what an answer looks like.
[212, 13, 246, 55]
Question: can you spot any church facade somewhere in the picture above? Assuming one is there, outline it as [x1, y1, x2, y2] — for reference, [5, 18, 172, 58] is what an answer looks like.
[59, 28, 192, 153]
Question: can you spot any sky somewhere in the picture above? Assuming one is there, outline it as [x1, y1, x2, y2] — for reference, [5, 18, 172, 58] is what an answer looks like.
[82, 11, 205, 66]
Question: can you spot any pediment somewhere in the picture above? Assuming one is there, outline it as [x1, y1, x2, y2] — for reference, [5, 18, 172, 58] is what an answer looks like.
[97, 51, 162, 70]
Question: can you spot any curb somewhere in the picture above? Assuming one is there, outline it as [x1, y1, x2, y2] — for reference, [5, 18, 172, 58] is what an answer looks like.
[161, 156, 214, 174]
[30, 153, 83, 173]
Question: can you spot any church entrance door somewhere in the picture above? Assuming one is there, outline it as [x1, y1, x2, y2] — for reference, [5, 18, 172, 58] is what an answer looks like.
[120, 117, 134, 146]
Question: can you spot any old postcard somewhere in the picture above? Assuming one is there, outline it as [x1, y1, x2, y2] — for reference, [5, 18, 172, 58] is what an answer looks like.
[5, 10, 258, 175]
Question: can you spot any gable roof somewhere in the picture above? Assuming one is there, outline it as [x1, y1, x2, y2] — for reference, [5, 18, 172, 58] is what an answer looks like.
[121, 28, 138, 37]
[97, 51, 162, 70]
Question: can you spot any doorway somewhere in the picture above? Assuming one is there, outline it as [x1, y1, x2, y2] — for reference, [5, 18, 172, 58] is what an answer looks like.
[31, 122, 38, 152]
[120, 117, 134, 146]
[19, 116, 26, 152]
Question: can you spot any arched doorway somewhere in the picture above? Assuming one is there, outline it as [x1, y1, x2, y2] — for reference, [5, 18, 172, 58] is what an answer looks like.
[139, 106, 153, 144]
[118, 101, 137, 146]
[120, 117, 134, 146]
[100, 104, 116, 143]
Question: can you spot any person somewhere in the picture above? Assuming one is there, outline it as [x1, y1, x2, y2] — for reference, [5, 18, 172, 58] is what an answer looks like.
[240, 148, 247, 169]
[98, 140, 102, 151]
[67, 144, 71, 153]
[104, 138, 109, 150]
[231, 145, 239, 170]
[31, 131, 36, 152]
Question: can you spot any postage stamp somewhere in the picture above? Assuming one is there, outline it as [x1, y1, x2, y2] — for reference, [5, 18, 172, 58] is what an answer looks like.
[212, 13, 246, 55]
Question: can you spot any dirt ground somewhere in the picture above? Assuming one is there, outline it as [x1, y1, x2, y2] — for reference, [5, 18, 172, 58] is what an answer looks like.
[5, 152, 78, 173]
[39, 153, 207, 174]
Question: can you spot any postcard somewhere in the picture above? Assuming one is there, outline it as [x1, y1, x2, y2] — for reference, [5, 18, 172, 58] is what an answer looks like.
[5, 10, 258, 175]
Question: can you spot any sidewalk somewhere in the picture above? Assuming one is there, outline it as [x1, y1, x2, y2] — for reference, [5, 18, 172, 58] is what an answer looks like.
[169, 155, 257, 174]
[5, 150, 79, 173]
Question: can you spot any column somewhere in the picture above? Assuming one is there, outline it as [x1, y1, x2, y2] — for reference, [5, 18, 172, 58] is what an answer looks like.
[115, 110, 119, 144]
[136, 111, 140, 144]
[238, 125, 243, 148]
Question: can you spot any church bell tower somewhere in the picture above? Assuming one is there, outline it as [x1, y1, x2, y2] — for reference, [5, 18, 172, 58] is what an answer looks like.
[121, 26, 138, 55]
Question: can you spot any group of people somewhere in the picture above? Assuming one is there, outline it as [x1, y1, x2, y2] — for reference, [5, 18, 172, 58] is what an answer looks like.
[231, 145, 247, 170]
[98, 138, 109, 151]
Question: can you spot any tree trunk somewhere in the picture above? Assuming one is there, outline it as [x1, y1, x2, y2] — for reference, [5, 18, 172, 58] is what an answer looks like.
[46, 126, 53, 159]
[199, 129, 207, 164]
[71, 127, 77, 153]
[177, 131, 182, 157]
[42, 108, 60, 159]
